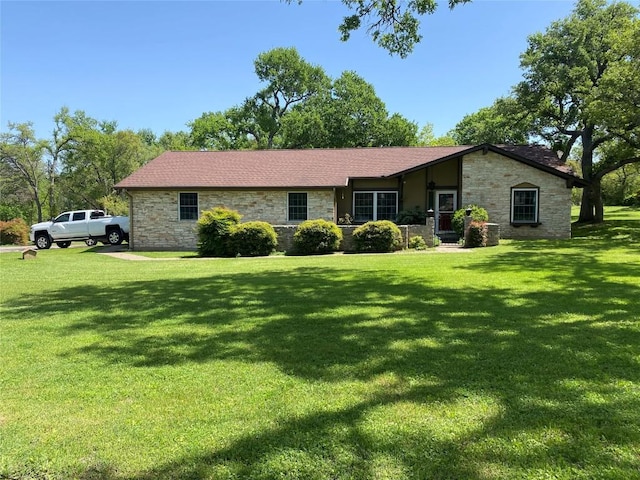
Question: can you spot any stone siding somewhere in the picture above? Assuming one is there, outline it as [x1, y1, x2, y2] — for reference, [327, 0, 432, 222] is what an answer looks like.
[461, 151, 572, 239]
[273, 221, 434, 253]
[129, 189, 334, 250]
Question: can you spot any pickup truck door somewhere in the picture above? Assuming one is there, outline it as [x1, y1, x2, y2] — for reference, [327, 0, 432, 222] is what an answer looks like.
[48, 212, 72, 239]
[66, 211, 89, 236]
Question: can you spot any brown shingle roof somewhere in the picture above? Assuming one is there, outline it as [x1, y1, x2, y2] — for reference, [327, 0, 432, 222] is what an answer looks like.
[115, 144, 580, 189]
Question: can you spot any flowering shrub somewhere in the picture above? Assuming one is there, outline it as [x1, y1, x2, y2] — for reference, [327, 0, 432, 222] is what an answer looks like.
[0, 218, 29, 245]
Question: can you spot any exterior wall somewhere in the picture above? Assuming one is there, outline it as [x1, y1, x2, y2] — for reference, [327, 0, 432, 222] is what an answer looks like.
[402, 169, 427, 212]
[429, 159, 459, 189]
[128, 189, 334, 250]
[461, 151, 572, 239]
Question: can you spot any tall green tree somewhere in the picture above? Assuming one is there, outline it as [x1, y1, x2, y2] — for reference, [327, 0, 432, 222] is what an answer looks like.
[59, 119, 152, 208]
[450, 98, 532, 145]
[43, 107, 98, 217]
[416, 123, 457, 146]
[0, 123, 47, 222]
[287, 0, 471, 57]
[513, 0, 640, 222]
[191, 47, 330, 150]
[281, 71, 417, 148]
[191, 48, 416, 149]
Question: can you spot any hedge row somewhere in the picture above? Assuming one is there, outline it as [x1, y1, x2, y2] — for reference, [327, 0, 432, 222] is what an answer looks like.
[196, 207, 424, 257]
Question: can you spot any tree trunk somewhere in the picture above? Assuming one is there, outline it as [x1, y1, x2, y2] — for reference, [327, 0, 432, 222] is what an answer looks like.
[593, 178, 604, 223]
[577, 126, 596, 223]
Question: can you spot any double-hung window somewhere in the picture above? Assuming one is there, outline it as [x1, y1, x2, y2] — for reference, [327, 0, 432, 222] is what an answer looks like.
[511, 187, 539, 224]
[179, 193, 199, 220]
[353, 191, 398, 222]
[288, 192, 308, 221]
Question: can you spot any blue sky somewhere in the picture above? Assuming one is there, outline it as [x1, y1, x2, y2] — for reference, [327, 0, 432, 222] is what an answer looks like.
[1, 0, 576, 141]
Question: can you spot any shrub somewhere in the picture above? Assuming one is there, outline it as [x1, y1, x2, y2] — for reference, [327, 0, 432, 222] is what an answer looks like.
[197, 207, 242, 257]
[0, 205, 28, 222]
[0, 218, 29, 245]
[293, 219, 342, 255]
[352, 220, 403, 253]
[452, 205, 489, 236]
[622, 191, 640, 207]
[465, 221, 487, 248]
[395, 207, 427, 225]
[228, 221, 278, 257]
[408, 235, 427, 250]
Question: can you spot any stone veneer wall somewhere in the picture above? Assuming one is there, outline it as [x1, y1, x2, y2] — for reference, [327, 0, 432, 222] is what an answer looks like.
[273, 222, 433, 253]
[461, 151, 572, 239]
[129, 189, 334, 250]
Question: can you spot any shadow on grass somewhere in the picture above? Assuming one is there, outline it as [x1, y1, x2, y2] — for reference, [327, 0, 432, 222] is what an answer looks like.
[3, 243, 640, 478]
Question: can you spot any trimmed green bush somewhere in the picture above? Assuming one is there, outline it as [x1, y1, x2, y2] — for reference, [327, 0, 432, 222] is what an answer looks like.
[464, 221, 488, 248]
[0, 218, 29, 245]
[452, 205, 489, 237]
[293, 219, 343, 255]
[395, 207, 427, 225]
[408, 235, 427, 250]
[228, 221, 278, 257]
[352, 220, 403, 253]
[197, 207, 242, 257]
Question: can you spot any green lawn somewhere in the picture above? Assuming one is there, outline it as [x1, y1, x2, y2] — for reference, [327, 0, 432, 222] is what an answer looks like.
[1, 208, 639, 479]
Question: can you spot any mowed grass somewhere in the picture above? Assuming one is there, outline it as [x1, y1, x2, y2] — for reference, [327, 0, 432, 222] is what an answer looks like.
[1, 208, 639, 479]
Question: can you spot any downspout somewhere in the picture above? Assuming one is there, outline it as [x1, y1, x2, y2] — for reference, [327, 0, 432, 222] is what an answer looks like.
[333, 187, 337, 223]
[122, 189, 134, 251]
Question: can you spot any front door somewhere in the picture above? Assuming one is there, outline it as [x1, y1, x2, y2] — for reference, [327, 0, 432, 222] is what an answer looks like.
[435, 190, 457, 234]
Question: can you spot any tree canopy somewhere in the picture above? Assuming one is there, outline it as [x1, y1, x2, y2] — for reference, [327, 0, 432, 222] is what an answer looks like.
[287, 0, 471, 57]
[190, 48, 418, 150]
[515, 0, 639, 222]
[449, 0, 640, 222]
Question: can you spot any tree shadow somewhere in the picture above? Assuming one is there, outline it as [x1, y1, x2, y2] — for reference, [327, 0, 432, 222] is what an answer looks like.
[3, 249, 640, 478]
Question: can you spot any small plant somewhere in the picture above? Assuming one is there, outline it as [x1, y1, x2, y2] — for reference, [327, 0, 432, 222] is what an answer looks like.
[197, 207, 242, 257]
[408, 235, 427, 250]
[452, 205, 489, 237]
[338, 213, 353, 225]
[396, 206, 427, 225]
[464, 221, 488, 248]
[352, 220, 403, 253]
[293, 219, 343, 255]
[0, 218, 29, 245]
[228, 221, 278, 257]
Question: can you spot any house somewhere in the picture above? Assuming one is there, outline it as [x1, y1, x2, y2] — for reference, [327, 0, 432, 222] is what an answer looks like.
[115, 144, 586, 251]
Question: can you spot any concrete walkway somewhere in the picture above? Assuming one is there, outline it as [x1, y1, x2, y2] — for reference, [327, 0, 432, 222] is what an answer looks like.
[97, 244, 471, 261]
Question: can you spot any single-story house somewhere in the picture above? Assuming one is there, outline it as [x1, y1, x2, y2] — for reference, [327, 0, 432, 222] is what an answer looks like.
[115, 144, 586, 251]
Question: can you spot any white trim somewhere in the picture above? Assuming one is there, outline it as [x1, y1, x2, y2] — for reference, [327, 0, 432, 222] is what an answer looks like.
[435, 190, 457, 234]
[353, 191, 398, 222]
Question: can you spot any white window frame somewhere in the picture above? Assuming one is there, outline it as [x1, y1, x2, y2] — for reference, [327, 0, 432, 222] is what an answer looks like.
[287, 192, 308, 222]
[511, 187, 539, 224]
[179, 192, 199, 221]
[353, 191, 398, 222]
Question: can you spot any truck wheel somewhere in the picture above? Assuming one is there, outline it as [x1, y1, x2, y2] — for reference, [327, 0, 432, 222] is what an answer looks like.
[36, 234, 52, 250]
[85, 238, 97, 247]
[107, 228, 123, 245]
[56, 241, 71, 248]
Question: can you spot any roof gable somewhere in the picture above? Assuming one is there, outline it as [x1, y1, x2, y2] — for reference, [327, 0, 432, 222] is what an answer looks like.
[115, 144, 584, 190]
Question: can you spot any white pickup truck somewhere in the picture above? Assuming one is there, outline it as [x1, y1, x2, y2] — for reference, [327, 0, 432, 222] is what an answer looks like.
[30, 210, 130, 249]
